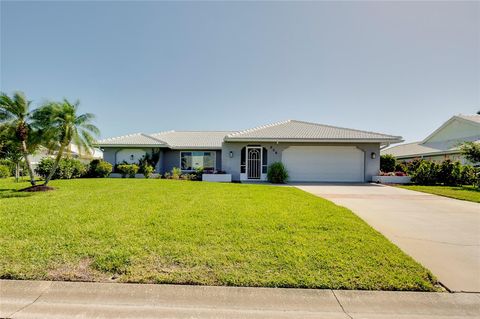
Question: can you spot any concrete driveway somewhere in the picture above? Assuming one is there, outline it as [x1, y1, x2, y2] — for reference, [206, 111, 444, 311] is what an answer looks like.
[294, 183, 480, 293]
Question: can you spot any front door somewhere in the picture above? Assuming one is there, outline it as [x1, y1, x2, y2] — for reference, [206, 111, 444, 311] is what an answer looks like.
[247, 147, 262, 179]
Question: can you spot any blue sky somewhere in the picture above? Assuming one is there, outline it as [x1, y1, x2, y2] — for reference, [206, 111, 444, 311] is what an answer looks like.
[1, 1, 478, 142]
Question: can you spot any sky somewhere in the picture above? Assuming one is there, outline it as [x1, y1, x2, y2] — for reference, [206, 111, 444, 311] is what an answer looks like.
[1, 1, 479, 142]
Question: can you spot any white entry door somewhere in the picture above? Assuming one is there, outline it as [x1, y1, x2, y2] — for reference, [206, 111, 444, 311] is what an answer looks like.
[246, 147, 262, 179]
[282, 146, 364, 182]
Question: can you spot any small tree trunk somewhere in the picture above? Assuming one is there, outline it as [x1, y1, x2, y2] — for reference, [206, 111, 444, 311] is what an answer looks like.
[43, 145, 66, 186]
[21, 140, 36, 186]
[15, 162, 19, 182]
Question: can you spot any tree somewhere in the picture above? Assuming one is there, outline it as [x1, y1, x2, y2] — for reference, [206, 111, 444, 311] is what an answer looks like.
[32, 99, 99, 185]
[0, 92, 39, 185]
[460, 142, 480, 164]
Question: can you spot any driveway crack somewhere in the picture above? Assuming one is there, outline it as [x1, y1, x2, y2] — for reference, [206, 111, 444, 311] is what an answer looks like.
[331, 290, 353, 319]
[6, 281, 52, 318]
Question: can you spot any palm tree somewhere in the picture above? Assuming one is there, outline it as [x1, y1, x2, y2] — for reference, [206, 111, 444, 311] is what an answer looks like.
[0, 92, 38, 185]
[32, 99, 99, 186]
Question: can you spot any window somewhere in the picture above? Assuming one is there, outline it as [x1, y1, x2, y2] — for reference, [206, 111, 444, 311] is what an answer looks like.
[180, 151, 215, 171]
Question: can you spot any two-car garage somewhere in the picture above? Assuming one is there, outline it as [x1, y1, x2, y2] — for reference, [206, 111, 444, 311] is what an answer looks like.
[281, 146, 365, 182]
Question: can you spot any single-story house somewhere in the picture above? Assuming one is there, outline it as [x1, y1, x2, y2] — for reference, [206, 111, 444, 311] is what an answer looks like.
[381, 114, 480, 164]
[98, 120, 402, 182]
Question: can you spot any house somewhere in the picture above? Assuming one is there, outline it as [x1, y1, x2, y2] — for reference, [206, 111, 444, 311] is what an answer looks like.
[98, 120, 402, 182]
[381, 114, 480, 164]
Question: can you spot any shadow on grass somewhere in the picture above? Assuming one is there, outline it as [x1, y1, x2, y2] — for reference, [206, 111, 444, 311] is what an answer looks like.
[454, 186, 480, 193]
[0, 188, 33, 199]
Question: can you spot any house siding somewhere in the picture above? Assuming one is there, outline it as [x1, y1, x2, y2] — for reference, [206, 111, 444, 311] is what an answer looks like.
[222, 142, 380, 182]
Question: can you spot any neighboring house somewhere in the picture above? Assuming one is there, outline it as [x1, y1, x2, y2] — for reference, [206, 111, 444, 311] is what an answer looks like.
[382, 114, 480, 164]
[98, 120, 402, 182]
[30, 145, 103, 169]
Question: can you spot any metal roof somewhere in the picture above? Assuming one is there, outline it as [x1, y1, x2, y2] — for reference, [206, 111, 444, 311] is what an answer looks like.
[150, 131, 234, 149]
[225, 120, 402, 142]
[98, 119, 403, 148]
[97, 133, 167, 147]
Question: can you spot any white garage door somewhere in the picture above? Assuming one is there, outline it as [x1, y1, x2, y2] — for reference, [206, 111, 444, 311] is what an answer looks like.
[282, 146, 364, 182]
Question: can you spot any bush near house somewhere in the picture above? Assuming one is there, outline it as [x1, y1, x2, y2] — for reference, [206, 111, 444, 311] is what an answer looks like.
[380, 154, 396, 173]
[267, 162, 289, 184]
[141, 164, 154, 179]
[116, 164, 139, 178]
[0, 165, 10, 178]
[87, 159, 113, 178]
[35, 157, 87, 180]
[410, 159, 478, 187]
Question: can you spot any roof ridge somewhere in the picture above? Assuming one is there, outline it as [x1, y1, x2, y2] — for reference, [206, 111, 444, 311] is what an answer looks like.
[139, 133, 169, 144]
[288, 119, 401, 138]
[98, 132, 143, 142]
[227, 119, 292, 137]
[150, 130, 176, 136]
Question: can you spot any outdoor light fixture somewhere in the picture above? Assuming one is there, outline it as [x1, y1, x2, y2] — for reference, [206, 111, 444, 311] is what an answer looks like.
[371, 152, 376, 159]
[229, 151, 233, 158]
[130, 154, 134, 161]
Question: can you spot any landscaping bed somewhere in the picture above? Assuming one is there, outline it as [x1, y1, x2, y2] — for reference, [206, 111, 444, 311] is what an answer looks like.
[0, 178, 438, 291]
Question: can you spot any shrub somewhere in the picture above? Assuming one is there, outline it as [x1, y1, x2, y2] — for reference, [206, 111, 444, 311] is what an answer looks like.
[438, 160, 458, 186]
[35, 157, 86, 180]
[35, 158, 55, 179]
[141, 164, 154, 179]
[406, 159, 424, 175]
[88, 159, 113, 178]
[394, 162, 408, 174]
[459, 165, 478, 186]
[0, 165, 10, 178]
[117, 164, 139, 178]
[267, 162, 289, 184]
[411, 161, 439, 185]
[171, 167, 182, 180]
[380, 154, 396, 173]
[58, 158, 87, 179]
[0, 159, 15, 175]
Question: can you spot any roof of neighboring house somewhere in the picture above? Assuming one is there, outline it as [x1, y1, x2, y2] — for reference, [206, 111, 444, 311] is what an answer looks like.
[382, 114, 480, 158]
[150, 131, 234, 149]
[225, 120, 402, 143]
[97, 133, 167, 147]
[457, 114, 480, 124]
[382, 137, 480, 158]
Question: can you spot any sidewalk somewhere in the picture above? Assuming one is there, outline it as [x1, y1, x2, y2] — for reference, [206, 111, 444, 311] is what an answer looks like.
[1, 280, 479, 319]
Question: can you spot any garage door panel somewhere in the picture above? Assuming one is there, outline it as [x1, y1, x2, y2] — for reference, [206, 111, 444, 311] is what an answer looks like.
[282, 146, 364, 182]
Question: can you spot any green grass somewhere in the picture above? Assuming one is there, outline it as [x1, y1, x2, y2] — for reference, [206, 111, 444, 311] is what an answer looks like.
[398, 185, 480, 203]
[0, 178, 437, 291]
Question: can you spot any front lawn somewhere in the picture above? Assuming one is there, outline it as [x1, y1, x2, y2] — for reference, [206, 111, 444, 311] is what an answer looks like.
[397, 185, 480, 203]
[0, 178, 437, 291]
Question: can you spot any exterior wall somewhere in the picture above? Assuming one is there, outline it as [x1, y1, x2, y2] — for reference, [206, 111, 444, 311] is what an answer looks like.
[160, 149, 222, 174]
[103, 147, 222, 175]
[222, 142, 380, 182]
[102, 147, 161, 171]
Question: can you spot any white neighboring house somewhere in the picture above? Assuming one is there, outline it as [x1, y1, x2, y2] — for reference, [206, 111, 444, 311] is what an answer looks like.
[30, 144, 103, 169]
[382, 114, 480, 164]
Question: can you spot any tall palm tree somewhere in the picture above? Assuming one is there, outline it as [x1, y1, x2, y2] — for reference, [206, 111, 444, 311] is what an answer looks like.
[0, 92, 38, 185]
[32, 99, 99, 186]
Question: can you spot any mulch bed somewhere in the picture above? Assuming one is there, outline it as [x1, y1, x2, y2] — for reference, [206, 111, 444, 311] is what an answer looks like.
[19, 185, 55, 192]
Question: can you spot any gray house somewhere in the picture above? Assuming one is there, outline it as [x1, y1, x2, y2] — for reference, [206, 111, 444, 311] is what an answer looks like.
[98, 120, 402, 182]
